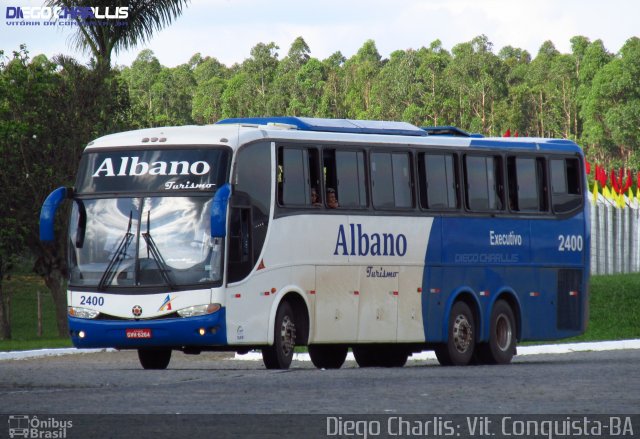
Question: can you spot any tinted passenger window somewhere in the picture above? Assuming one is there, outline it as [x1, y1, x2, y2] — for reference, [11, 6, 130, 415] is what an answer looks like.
[464, 155, 504, 211]
[281, 148, 310, 205]
[551, 158, 582, 213]
[278, 147, 322, 207]
[323, 149, 367, 208]
[507, 157, 547, 212]
[419, 153, 458, 209]
[371, 152, 413, 208]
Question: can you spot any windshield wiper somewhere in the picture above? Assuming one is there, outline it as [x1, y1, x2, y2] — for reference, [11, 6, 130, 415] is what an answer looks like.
[141, 211, 176, 290]
[97, 212, 134, 291]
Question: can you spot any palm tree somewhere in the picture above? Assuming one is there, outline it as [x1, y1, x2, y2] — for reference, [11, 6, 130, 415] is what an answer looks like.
[46, 0, 190, 71]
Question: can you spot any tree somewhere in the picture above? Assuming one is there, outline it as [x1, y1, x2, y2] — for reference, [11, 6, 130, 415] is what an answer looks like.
[575, 39, 613, 160]
[583, 38, 640, 165]
[446, 35, 507, 135]
[269, 37, 312, 115]
[241, 42, 279, 116]
[414, 40, 453, 127]
[0, 47, 130, 336]
[46, 0, 190, 72]
[343, 40, 382, 118]
[120, 49, 162, 127]
[318, 51, 346, 118]
[498, 45, 533, 135]
[526, 41, 562, 137]
[370, 49, 421, 121]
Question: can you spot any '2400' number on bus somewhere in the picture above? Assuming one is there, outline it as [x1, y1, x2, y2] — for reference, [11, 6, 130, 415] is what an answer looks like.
[80, 296, 105, 306]
[558, 234, 583, 252]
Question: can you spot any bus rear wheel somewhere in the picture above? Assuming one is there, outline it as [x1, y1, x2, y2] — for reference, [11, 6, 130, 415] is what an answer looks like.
[262, 301, 296, 369]
[435, 301, 475, 366]
[138, 349, 172, 370]
[476, 300, 516, 365]
[309, 345, 348, 369]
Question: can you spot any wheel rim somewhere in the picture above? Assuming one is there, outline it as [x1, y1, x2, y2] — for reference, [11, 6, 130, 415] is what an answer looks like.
[279, 315, 296, 356]
[452, 314, 473, 353]
[495, 313, 513, 352]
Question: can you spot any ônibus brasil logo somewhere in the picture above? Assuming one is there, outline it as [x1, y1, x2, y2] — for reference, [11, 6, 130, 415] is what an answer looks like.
[5, 6, 129, 27]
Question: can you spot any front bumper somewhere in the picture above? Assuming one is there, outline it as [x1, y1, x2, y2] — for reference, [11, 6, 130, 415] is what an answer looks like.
[68, 308, 227, 349]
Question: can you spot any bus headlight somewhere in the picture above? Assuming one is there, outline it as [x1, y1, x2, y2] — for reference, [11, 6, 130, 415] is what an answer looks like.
[68, 306, 100, 319]
[177, 303, 221, 318]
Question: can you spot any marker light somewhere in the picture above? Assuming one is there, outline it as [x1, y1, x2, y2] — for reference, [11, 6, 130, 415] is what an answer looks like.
[177, 303, 221, 318]
[68, 306, 100, 319]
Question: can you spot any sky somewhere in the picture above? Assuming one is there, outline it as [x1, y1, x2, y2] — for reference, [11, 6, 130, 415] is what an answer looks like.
[1, 0, 639, 68]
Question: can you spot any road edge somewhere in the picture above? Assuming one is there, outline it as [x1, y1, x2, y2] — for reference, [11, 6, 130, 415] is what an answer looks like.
[4, 339, 638, 362]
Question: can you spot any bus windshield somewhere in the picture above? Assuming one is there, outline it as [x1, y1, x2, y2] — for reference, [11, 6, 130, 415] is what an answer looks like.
[69, 196, 221, 289]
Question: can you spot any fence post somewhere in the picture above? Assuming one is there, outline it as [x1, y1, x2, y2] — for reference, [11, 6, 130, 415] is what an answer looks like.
[590, 199, 597, 275]
[37, 291, 43, 337]
[633, 204, 640, 272]
[606, 202, 614, 274]
[624, 201, 631, 273]
[597, 197, 606, 275]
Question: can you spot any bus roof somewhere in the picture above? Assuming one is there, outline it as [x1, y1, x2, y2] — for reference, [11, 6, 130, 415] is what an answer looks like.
[217, 116, 428, 137]
[84, 117, 583, 155]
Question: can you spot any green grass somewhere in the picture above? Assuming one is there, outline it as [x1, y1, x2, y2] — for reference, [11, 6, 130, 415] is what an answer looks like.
[1, 273, 639, 352]
[565, 273, 640, 342]
[0, 275, 72, 351]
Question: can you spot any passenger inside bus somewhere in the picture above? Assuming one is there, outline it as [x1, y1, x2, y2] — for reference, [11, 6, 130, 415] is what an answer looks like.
[327, 188, 339, 208]
[311, 188, 322, 207]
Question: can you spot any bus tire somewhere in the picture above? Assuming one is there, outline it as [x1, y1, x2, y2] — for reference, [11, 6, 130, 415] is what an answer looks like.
[353, 345, 409, 367]
[138, 349, 171, 370]
[383, 346, 409, 367]
[262, 301, 296, 369]
[435, 301, 475, 366]
[309, 345, 348, 369]
[352, 346, 377, 367]
[476, 300, 516, 365]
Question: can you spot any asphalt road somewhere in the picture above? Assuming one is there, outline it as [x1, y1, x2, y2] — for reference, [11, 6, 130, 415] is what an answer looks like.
[0, 350, 640, 438]
[1, 348, 638, 415]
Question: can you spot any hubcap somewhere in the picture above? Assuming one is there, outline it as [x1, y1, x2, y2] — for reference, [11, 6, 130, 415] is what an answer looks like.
[280, 315, 296, 356]
[452, 314, 473, 353]
[495, 313, 513, 351]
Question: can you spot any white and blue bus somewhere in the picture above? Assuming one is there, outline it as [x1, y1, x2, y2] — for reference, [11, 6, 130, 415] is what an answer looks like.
[40, 117, 589, 369]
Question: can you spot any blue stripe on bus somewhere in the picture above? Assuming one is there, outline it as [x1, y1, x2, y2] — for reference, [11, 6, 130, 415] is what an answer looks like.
[422, 215, 587, 343]
[68, 308, 227, 349]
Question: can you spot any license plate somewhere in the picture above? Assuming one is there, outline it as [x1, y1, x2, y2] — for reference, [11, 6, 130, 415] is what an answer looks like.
[126, 328, 152, 339]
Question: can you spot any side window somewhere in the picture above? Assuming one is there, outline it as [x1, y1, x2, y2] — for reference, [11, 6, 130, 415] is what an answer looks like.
[464, 155, 504, 211]
[419, 152, 458, 209]
[229, 142, 272, 283]
[277, 146, 322, 207]
[323, 149, 367, 208]
[507, 157, 547, 212]
[371, 152, 413, 209]
[550, 157, 582, 213]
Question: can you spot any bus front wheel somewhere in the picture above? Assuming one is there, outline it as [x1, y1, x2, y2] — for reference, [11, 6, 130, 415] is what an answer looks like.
[475, 300, 516, 365]
[309, 345, 348, 369]
[435, 301, 475, 366]
[138, 349, 171, 370]
[262, 301, 296, 369]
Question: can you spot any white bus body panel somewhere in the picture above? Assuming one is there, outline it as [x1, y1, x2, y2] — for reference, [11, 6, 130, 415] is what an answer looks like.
[224, 214, 433, 345]
[68, 289, 220, 320]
